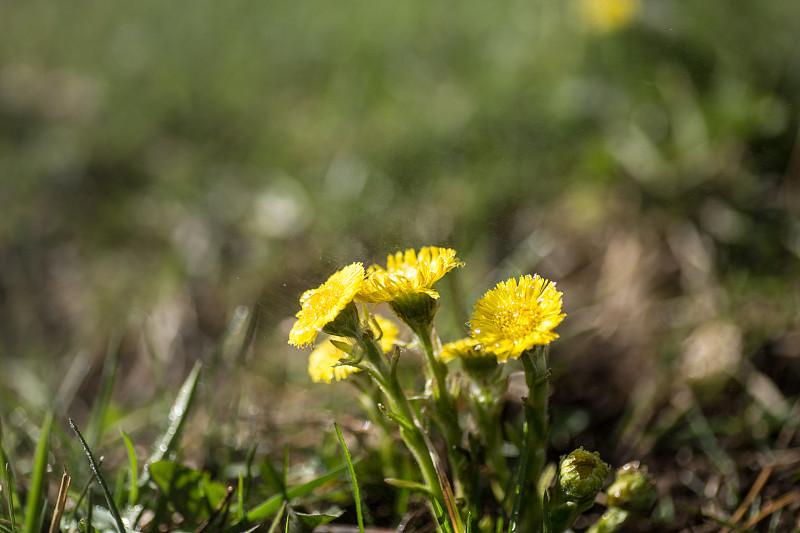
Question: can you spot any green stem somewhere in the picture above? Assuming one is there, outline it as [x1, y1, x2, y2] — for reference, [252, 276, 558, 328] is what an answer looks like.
[413, 324, 461, 448]
[412, 324, 472, 516]
[519, 346, 550, 531]
[472, 388, 509, 503]
[585, 508, 630, 533]
[359, 336, 458, 533]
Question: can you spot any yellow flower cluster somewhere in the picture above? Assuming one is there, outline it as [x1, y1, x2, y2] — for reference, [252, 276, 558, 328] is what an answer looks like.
[289, 247, 461, 348]
[288, 247, 459, 382]
[288, 246, 567, 379]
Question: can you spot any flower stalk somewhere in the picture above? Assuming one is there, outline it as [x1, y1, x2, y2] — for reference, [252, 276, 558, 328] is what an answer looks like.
[519, 346, 551, 529]
[358, 333, 461, 533]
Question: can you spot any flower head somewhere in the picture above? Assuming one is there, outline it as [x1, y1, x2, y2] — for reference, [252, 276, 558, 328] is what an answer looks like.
[308, 339, 362, 383]
[357, 247, 462, 331]
[440, 337, 482, 363]
[441, 337, 499, 377]
[606, 462, 657, 512]
[289, 262, 365, 347]
[469, 274, 565, 362]
[357, 247, 462, 303]
[578, 0, 641, 33]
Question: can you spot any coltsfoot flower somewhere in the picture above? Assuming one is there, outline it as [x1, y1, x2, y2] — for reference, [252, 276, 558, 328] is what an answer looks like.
[440, 337, 482, 362]
[357, 247, 462, 330]
[308, 339, 362, 383]
[289, 262, 365, 347]
[441, 337, 498, 376]
[578, 0, 641, 33]
[357, 247, 462, 303]
[469, 274, 565, 362]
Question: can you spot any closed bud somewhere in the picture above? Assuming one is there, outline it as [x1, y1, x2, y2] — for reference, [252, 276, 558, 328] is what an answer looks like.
[606, 461, 656, 512]
[557, 448, 610, 504]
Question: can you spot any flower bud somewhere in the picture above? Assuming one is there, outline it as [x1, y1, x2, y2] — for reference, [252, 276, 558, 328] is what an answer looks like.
[605, 462, 656, 512]
[557, 448, 610, 504]
[388, 292, 440, 333]
[440, 338, 499, 378]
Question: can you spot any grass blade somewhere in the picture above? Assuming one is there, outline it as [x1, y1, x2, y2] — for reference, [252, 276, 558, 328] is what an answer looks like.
[24, 412, 52, 533]
[238, 473, 246, 523]
[265, 502, 286, 533]
[507, 419, 532, 533]
[65, 459, 103, 528]
[334, 423, 363, 533]
[70, 419, 127, 533]
[119, 430, 138, 506]
[238, 441, 258, 523]
[1, 420, 19, 533]
[140, 361, 202, 486]
[5, 464, 18, 533]
[86, 330, 122, 447]
[86, 490, 93, 533]
[246, 464, 349, 522]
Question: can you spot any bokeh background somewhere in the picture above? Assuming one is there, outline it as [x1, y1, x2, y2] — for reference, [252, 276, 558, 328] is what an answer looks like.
[2, 0, 800, 527]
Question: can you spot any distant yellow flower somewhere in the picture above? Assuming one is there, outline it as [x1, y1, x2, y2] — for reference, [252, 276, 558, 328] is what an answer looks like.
[440, 337, 483, 363]
[441, 337, 499, 376]
[371, 314, 400, 353]
[357, 247, 462, 303]
[307, 314, 399, 383]
[470, 275, 565, 362]
[578, 0, 641, 33]
[289, 262, 365, 347]
[308, 339, 361, 383]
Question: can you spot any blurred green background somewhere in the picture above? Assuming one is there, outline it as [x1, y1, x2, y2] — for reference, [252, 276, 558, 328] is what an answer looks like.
[1, 0, 799, 480]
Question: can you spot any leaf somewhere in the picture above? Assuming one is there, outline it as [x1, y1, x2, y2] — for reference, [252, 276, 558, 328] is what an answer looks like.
[86, 330, 122, 447]
[70, 419, 128, 533]
[148, 461, 229, 523]
[383, 478, 432, 495]
[120, 430, 138, 506]
[259, 458, 288, 499]
[335, 423, 363, 533]
[286, 507, 343, 533]
[246, 464, 349, 522]
[328, 339, 353, 355]
[24, 413, 52, 533]
[141, 362, 202, 486]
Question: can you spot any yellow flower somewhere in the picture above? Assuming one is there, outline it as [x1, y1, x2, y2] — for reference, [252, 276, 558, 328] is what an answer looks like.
[469, 275, 565, 362]
[308, 339, 361, 383]
[357, 247, 462, 303]
[307, 314, 399, 384]
[440, 337, 483, 363]
[371, 314, 400, 353]
[289, 262, 365, 347]
[578, 0, 641, 33]
[442, 337, 499, 376]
